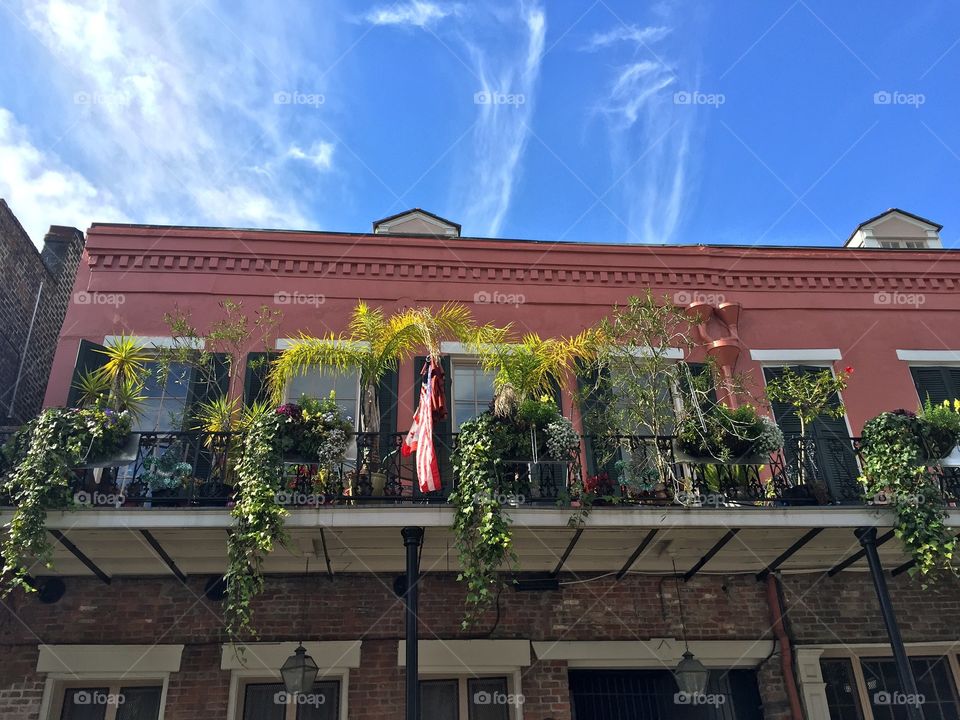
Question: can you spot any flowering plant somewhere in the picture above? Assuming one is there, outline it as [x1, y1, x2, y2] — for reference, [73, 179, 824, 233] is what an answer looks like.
[545, 416, 579, 462]
[275, 395, 353, 468]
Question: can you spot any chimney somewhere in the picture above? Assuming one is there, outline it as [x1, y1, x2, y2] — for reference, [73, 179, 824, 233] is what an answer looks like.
[40, 225, 84, 276]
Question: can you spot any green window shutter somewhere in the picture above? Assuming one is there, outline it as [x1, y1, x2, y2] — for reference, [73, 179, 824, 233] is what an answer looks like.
[762, 367, 804, 436]
[186, 353, 231, 418]
[576, 364, 620, 478]
[377, 366, 400, 434]
[243, 351, 278, 406]
[66, 339, 109, 408]
[910, 366, 960, 406]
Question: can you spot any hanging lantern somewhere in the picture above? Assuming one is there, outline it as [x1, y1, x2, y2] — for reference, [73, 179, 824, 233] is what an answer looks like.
[674, 650, 709, 696]
[281, 642, 319, 695]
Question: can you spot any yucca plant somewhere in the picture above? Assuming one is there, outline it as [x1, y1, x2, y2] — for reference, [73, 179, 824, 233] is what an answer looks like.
[95, 335, 150, 404]
[269, 301, 476, 436]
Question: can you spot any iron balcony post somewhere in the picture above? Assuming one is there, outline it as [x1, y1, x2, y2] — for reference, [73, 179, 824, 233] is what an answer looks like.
[402, 527, 424, 720]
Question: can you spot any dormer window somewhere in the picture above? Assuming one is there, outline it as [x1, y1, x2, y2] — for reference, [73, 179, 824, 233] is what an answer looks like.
[372, 209, 461, 237]
[844, 208, 943, 250]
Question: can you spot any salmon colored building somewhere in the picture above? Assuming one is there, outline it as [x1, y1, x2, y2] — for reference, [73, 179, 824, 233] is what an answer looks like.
[3, 208, 960, 720]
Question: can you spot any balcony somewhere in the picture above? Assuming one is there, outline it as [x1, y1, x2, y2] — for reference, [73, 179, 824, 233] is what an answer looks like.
[28, 430, 960, 509]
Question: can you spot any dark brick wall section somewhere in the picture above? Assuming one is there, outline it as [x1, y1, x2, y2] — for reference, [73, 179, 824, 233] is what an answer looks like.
[0, 200, 84, 422]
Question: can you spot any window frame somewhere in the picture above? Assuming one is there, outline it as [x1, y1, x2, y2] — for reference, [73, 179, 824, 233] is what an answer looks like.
[228, 670, 349, 720]
[41, 674, 169, 720]
[418, 673, 523, 720]
[450, 358, 497, 430]
[758, 361, 856, 439]
[282, 367, 362, 430]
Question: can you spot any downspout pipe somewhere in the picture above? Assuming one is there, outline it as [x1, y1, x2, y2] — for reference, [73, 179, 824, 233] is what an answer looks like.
[766, 574, 804, 720]
[9, 280, 43, 419]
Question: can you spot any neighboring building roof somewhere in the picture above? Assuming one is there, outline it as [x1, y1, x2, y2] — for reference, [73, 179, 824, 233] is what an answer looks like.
[845, 208, 943, 246]
[372, 208, 461, 237]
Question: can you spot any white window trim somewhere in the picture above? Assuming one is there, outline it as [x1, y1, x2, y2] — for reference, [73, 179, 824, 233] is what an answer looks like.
[441, 342, 685, 360]
[896, 349, 960, 364]
[531, 638, 774, 668]
[749, 349, 842, 363]
[103, 335, 205, 350]
[398, 641, 530, 720]
[222, 642, 359, 720]
[795, 643, 960, 720]
[275, 338, 370, 351]
[37, 644, 182, 720]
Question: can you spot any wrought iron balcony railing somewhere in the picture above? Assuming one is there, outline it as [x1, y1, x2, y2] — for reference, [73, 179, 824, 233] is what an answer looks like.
[2, 430, 958, 509]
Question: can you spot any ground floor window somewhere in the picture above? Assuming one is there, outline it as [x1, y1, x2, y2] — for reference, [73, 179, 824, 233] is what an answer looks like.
[239, 680, 340, 720]
[54, 683, 163, 720]
[418, 676, 515, 720]
[820, 655, 959, 720]
[568, 668, 762, 720]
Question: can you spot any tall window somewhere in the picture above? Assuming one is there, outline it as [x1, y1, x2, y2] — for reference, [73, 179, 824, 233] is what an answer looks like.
[240, 680, 340, 720]
[54, 683, 163, 720]
[136, 361, 192, 432]
[286, 369, 360, 426]
[418, 677, 512, 720]
[452, 363, 495, 430]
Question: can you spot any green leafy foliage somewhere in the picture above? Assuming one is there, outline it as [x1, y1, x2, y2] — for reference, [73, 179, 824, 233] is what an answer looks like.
[860, 410, 956, 580]
[677, 404, 783, 461]
[765, 366, 851, 432]
[1, 407, 130, 594]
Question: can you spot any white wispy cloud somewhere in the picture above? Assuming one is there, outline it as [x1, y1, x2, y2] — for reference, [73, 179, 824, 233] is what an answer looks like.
[15, 0, 337, 234]
[588, 12, 703, 244]
[365, 1, 460, 27]
[0, 108, 129, 243]
[584, 24, 671, 51]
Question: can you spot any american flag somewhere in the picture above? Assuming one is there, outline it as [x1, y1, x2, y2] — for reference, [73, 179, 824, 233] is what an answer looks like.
[402, 359, 442, 493]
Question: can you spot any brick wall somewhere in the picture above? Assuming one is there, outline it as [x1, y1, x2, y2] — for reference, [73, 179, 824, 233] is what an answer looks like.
[0, 200, 84, 423]
[1, 570, 953, 718]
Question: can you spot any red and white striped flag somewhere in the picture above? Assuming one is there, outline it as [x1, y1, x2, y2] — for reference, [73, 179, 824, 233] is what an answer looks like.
[402, 360, 442, 493]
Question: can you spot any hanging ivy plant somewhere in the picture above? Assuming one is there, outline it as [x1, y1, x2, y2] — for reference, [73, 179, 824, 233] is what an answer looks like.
[450, 400, 578, 627]
[224, 397, 353, 638]
[1, 407, 130, 594]
[860, 409, 958, 579]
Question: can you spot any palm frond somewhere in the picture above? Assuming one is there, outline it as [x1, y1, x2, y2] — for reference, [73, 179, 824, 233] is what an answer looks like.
[268, 333, 365, 402]
[72, 370, 110, 408]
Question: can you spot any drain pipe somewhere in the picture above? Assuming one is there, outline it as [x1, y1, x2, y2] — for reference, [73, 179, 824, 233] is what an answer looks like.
[766, 574, 804, 720]
[9, 280, 43, 420]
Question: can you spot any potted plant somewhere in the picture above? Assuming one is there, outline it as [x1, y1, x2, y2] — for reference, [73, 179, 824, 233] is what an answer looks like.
[140, 451, 194, 506]
[676, 404, 783, 465]
[917, 398, 960, 463]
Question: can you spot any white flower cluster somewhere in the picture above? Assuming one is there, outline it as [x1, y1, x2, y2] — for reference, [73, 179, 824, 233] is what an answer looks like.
[545, 417, 579, 461]
[315, 427, 350, 470]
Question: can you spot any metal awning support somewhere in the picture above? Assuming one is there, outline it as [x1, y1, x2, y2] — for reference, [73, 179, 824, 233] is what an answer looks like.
[856, 527, 922, 720]
[402, 527, 424, 720]
[49, 530, 110, 585]
[828, 529, 895, 576]
[756, 528, 823, 581]
[616, 529, 659, 580]
[140, 530, 187, 583]
[684, 529, 740, 581]
[551, 528, 584, 577]
[319, 529, 335, 580]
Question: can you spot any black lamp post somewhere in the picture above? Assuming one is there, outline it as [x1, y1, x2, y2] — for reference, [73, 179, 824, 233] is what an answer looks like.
[281, 642, 319, 695]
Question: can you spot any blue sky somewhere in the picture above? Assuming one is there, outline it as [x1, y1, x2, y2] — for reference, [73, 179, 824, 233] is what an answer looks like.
[0, 0, 957, 248]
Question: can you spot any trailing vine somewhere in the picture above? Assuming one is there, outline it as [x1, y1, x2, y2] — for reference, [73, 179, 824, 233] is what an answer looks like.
[1, 407, 130, 595]
[224, 411, 287, 639]
[450, 400, 578, 627]
[860, 409, 958, 580]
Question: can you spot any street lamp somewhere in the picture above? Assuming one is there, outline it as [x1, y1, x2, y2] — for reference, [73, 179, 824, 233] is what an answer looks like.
[281, 642, 319, 695]
[674, 650, 709, 696]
